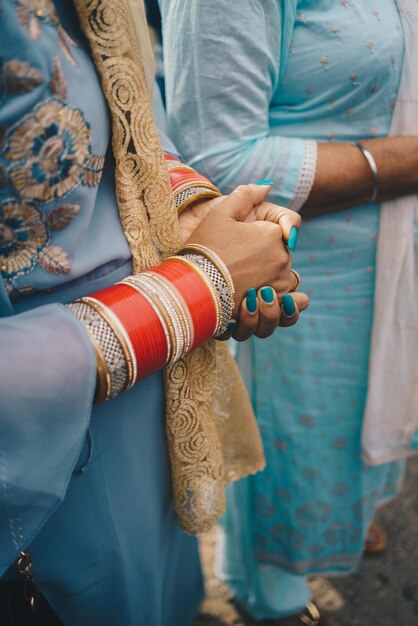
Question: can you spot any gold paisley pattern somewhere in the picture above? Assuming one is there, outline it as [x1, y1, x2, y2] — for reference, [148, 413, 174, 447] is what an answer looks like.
[73, 0, 264, 534]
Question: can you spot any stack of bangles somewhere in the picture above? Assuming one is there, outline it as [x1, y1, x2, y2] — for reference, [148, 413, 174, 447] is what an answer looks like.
[164, 153, 222, 214]
[67, 245, 234, 403]
[68, 158, 227, 402]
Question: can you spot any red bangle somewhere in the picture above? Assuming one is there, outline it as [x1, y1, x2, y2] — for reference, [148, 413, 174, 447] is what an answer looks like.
[149, 258, 217, 349]
[168, 169, 213, 191]
[164, 153, 178, 162]
[90, 283, 168, 381]
[84, 257, 218, 387]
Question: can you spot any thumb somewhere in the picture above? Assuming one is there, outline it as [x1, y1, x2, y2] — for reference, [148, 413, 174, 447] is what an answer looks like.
[255, 203, 302, 246]
[222, 184, 272, 222]
[277, 212, 302, 245]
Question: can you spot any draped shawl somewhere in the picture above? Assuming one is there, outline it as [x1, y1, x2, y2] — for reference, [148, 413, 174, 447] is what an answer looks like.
[73, 0, 265, 534]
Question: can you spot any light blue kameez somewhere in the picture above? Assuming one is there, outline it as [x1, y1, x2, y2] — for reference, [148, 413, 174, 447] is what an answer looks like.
[161, 0, 407, 618]
[0, 2, 202, 625]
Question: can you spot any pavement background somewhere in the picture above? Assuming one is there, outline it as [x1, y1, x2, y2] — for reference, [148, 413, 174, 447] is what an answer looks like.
[195, 457, 418, 626]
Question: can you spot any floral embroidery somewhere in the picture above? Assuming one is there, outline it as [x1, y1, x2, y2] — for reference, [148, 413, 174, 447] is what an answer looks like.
[83, 154, 105, 187]
[47, 202, 79, 230]
[0, 58, 44, 104]
[49, 57, 67, 100]
[367, 40, 375, 53]
[320, 56, 330, 70]
[16, 0, 77, 65]
[37, 243, 70, 274]
[5, 99, 104, 202]
[0, 198, 79, 285]
[0, 200, 47, 279]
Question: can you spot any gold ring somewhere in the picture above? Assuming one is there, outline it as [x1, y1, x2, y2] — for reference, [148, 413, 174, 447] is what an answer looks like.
[290, 269, 301, 292]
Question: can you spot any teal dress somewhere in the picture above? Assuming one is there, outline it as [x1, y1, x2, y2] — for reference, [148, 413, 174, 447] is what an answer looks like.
[0, 2, 202, 624]
[161, 0, 407, 618]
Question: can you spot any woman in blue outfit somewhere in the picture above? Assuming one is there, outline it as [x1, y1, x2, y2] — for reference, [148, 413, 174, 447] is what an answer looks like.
[161, 0, 418, 623]
[0, 1, 309, 625]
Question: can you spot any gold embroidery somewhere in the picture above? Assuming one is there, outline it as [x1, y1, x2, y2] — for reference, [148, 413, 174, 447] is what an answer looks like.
[16, 0, 78, 65]
[73, 0, 264, 534]
[3, 59, 44, 95]
[49, 57, 68, 100]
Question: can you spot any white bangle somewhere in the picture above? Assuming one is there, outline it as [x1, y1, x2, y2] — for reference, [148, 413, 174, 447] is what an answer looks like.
[355, 142, 379, 203]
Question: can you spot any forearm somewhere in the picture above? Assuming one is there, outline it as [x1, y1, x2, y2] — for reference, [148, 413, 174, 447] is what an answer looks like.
[302, 136, 418, 218]
[68, 249, 234, 402]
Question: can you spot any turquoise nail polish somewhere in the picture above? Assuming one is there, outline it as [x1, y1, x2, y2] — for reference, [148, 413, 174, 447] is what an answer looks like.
[282, 294, 296, 317]
[287, 226, 299, 252]
[246, 288, 257, 313]
[255, 179, 274, 186]
[227, 321, 237, 333]
[260, 287, 275, 303]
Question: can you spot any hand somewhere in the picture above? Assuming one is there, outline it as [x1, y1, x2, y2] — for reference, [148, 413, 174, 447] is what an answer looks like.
[218, 289, 309, 341]
[179, 191, 301, 247]
[185, 184, 307, 318]
[179, 196, 225, 245]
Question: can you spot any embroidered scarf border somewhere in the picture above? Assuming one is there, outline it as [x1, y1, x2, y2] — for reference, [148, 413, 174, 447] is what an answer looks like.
[73, 0, 265, 534]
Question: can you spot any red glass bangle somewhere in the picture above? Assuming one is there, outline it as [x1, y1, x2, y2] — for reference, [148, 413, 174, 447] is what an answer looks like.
[86, 257, 217, 385]
[91, 283, 168, 381]
[168, 169, 213, 191]
[164, 153, 178, 163]
[149, 259, 217, 350]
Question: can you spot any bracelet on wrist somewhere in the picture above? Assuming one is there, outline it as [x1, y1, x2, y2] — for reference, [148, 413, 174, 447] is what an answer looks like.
[164, 154, 222, 214]
[66, 251, 234, 402]
[354, 142, 379, 204]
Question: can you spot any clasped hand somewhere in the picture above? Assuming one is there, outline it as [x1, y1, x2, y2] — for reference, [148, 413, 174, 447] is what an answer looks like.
[180, 184, 309, 341]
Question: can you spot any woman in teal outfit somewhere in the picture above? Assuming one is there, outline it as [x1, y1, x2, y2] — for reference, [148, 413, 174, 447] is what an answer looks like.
[0, 1, 310, 624]
[161, 0, 418, 623]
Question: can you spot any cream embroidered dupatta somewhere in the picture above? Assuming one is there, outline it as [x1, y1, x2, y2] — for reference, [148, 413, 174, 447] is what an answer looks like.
[73, 0, 265, 534]
[362, 0, 418, 465]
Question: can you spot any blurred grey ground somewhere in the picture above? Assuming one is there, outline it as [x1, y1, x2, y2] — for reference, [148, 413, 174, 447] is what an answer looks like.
[196, 457, 418, 626]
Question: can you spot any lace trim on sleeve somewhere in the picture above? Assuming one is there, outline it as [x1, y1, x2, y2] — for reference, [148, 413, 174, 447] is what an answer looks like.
[288, 140, 318, 212]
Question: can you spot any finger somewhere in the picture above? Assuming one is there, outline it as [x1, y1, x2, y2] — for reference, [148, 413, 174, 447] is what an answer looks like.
[293, 291, 309, 312]
[218, 184, 273, 222]
[254, 287, 281, 339]
[232, 289, 259, 341]
[252, 202, 302, 249]
[279, 292, 309, 328]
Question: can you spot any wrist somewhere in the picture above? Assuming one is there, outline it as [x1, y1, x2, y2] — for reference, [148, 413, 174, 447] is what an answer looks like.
[67, 251, 234, 402]
[164, 154, 221, 214]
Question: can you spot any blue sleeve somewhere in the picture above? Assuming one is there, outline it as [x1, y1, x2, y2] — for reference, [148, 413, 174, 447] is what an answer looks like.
[160, 0, 313, 208]
[152, 80, 179, 157]
[0, 300, 96, 574]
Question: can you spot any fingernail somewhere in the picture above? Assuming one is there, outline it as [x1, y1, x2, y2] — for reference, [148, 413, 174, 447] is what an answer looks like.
[282, 294, 296, 317]
[255, 179, 274, 186]
[227, 320, 237, 333]
[260, 287, 275, 303]
[287, 226, 299, 252]
[246, 288, 257, 314]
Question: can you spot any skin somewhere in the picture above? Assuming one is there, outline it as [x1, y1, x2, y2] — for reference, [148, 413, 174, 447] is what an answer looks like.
[180, 184, 309, 339]
[303, 136, 418, 218]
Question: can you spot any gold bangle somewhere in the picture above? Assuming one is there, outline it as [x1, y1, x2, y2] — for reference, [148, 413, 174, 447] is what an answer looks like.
[89, 332, 110, 403]
[143, 272, 193, 361]
[180, 243, 235, 298]
[135, 273, 191, 363]
[168, 255, 222, 335]
[121, 276, 172, 365]
[80, 297, 137, 389]
[176, 189, 222, 216]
